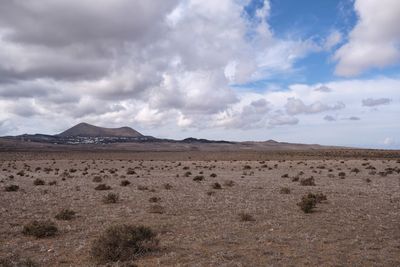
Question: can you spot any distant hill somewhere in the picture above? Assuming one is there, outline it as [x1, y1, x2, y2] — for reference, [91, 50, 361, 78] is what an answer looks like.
[57, 122, 143, 138]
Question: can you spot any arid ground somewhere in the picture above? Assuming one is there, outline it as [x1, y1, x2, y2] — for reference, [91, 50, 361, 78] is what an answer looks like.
[1, 150, 400, 266]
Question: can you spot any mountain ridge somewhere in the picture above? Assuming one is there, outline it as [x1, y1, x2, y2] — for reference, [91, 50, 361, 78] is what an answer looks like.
[57, 122, 143, 138]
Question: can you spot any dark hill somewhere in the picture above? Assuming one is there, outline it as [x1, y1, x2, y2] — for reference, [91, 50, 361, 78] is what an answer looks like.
[57, 123, 143, 138]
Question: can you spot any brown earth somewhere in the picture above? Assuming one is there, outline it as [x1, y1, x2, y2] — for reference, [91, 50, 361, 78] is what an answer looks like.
[1, 149, 400, 266]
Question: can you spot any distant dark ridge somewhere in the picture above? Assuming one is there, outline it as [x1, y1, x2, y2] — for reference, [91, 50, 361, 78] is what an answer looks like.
[57, 122, 143, 138]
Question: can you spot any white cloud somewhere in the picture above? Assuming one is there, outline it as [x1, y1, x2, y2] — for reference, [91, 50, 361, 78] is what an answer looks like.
[324, 30, 342, 50]
[383, 137, 395, 146]
[334, 0, 400, 76]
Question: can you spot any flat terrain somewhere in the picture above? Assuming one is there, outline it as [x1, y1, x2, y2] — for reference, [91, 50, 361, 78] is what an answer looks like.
[1, 150, 400, 266]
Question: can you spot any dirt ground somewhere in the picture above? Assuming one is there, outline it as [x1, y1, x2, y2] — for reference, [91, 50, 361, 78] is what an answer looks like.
[1, 151, 400, 266]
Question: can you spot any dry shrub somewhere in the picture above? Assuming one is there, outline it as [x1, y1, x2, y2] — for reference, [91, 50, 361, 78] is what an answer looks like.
[22, 220, 58, 238]
[55, 209, 76, 220]
[92, 176, 102, 183]
[193, 175, 204, 182]
[300, 177, 316, 186]
[33, 178, 45, 186]
[280, 187, 290, 194]
[149, 197, 161, 203]
[120, 180, 131, 186]
[103, 193, 119, 204]
[90, 224, 158, 263]
[148, 205, 164, 214]
[210, 173, 217, 178]
[95, 184, 111, 191]
[211, 182, 222, 189]
[163, 183, 173, 190]
[298, 193, 327, 213]
[224, 180, 235, 187]
[0, 256, 38, 267]
[137, 185, 149, 191]
[4, 185, 19, 192]
[239, 212, 255, 222]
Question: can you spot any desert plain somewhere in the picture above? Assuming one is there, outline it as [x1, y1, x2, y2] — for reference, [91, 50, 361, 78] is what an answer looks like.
[1, 149, 400, 266]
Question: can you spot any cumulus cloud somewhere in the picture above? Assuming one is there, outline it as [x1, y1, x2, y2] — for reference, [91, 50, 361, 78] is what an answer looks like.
[362, 98, 392, 107]
[215, 98, 271, 129]
[334, 0, 400, 76]
[0, 0, 323, 134]
[285, 98, 345, 115]
[268, 114, 299, 126]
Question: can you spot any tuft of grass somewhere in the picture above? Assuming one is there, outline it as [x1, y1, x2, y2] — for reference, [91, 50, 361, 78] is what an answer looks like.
[239, 212, 255, 222]
[103, 193, 119, 204]
[55, 209, 76, 221]
[95, 184, 111, 191]
[210, 173, 217, 178]
[22, 220, 58, 238]
[90, 224, 158, 263]
[33, 178, 45, 186]
[4, 184, 19, 192]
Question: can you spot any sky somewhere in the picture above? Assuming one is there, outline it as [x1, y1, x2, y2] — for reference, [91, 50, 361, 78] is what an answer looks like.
[0, 0, 399, 149]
